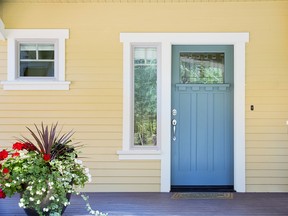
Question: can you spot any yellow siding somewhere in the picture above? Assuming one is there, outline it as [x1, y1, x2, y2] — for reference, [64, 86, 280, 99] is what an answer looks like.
[0, 1, 288, 192]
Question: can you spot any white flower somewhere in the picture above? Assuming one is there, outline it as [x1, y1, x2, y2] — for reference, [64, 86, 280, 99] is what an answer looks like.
[63, 201, 70, 206]
[19, 198, 26, 208]
[36, 191, 43, 195]
[18, 202, 25, 208]
[29, 197, 34, 201]
[43, 208, 49, 212]
[49, 196, 55, 201]
[5, 183, 11, 187]
[85, 172, 92, 183]
[42, 187, 46, 192]
[48, 182, 54, 189]
[75, 159, 83, 164]
[19, 151, 26, 157]
[36, 200, 41, 205]
[85, 167, 90, 174]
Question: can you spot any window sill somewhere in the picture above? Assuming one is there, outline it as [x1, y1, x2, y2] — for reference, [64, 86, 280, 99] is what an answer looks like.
[1, 80, 71, 90]
[117, 150, 162, 160]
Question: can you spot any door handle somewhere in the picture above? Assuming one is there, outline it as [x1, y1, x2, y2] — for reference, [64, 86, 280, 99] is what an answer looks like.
[172, 119, 177, 141]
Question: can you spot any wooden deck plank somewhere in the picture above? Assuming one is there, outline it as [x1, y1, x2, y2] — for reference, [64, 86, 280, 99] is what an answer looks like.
[0, 192, 288, 216]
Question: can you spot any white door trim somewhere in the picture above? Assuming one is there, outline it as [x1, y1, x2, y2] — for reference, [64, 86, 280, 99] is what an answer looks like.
[120, 32, 249, 192]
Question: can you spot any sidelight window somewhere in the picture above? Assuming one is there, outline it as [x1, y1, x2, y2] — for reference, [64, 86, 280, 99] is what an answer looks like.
[133, 47, 158, 146]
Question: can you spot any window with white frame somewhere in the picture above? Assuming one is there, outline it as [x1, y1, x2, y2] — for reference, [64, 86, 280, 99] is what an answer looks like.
[19, 42, 55, 78]
[1, 29, 70, 90]
[118, 43, 161, 159]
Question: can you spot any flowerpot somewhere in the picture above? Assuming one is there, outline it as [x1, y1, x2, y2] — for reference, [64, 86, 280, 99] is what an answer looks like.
[21, 192, 71, 216]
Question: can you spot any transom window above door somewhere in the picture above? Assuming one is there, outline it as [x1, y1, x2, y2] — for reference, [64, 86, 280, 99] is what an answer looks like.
[180, 52, 225, 84]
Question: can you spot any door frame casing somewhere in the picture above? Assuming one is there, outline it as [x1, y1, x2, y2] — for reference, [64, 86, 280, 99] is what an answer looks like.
[120, 33, 249, 192]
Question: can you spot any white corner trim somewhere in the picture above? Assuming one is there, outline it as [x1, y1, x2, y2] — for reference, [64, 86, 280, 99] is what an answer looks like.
[1, 81, 71, 90]
[0, 19, 5, 40]
[120, 32, 249, 192]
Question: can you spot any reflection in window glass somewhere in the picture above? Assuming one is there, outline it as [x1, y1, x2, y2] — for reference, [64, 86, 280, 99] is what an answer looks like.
[133, 47, 157, 146]
[38, 44, 54, 60]
[180, 53, 224, 84]
[19, 43, 55, 77]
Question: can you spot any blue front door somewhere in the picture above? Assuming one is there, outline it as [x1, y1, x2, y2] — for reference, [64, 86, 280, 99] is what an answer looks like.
[171, 45, 234, 187]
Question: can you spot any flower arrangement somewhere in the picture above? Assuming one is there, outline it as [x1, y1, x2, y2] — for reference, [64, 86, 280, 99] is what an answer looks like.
[0, 123, 107, 216]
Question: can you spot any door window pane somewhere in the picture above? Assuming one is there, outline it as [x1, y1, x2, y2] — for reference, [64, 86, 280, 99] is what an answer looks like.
[133, 47, 157, 146]
[180, 53, 224, 84]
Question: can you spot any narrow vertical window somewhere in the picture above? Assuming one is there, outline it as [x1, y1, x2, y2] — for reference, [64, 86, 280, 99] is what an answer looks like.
[133, 47, 158, 146]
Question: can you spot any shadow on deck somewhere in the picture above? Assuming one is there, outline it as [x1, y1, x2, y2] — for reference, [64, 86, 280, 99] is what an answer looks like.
[1, 192, 288, 216]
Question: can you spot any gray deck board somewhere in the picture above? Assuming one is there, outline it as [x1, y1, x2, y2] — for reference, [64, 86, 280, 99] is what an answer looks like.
[0, 192, 288, 216]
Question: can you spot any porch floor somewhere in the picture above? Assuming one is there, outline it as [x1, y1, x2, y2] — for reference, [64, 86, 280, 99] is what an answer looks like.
[1, 192, 288, 216]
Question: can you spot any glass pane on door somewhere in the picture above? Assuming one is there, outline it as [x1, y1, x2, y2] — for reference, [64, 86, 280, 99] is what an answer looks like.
[180, 52, 224, 84]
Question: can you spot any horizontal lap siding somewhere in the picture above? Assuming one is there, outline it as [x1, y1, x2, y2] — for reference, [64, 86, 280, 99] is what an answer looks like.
[0, 1, 288, 192]
[0, 2, 162, 192]
[245, 2, 288, 191]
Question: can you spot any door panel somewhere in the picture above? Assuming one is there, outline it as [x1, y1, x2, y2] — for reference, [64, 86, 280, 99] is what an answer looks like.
[171, 45, 234, 186]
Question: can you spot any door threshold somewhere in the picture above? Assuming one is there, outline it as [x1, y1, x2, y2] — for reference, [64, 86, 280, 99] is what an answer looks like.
[171, 185, 235, 192]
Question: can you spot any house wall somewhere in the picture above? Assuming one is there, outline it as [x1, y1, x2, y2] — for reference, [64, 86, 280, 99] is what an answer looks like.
[0, 0, 288, 192]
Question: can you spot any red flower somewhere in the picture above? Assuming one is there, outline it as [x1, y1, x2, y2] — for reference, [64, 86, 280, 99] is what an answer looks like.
[43, 154, 51, 162]
[12, 142, 25, 151]
[0, 188, 6, 199]
[2, 167, 9, 174]
[0, 150, 8, 161]
[12, 152, 20, 157]
[23, 142, 37, 151]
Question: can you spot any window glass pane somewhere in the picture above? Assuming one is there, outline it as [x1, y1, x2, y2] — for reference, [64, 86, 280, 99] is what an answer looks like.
[19, 43, 55, 78]
[38, 44, 54, 60]
[20, 44, 36, 60]
[20, 62, 54, 77]
[180, 52, 224, 84]
[134, 47, 157, 146]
